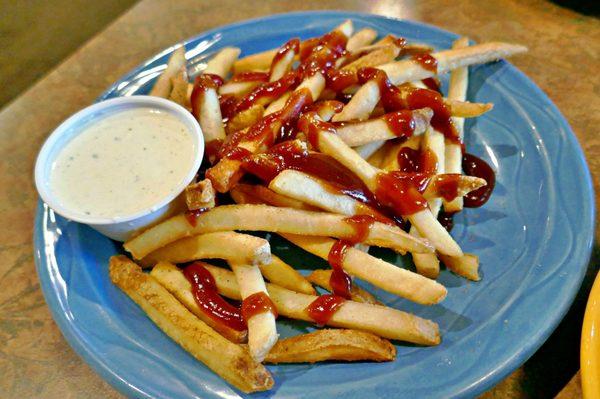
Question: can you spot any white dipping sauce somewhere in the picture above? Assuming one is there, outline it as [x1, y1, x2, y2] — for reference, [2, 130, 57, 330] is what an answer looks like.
[50, 107, 195, 219]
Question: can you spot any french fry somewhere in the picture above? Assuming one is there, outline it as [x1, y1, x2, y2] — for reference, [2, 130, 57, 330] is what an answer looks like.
[342, 45, 401, 72]
[335, 108, 433, 147]
[150, 46, 186, 98]
[268, 170, 387, 218]
[150, 262, 247, 343]
[226, 104, 264, 133]
[185, 179, 216, 211]
[231, 184, 319, 211]
[264, 72, 325, 115]
[366, 141, 389, 168]
[203, 47, 241, 78]
[261, 255, 316, 295]
[190, 82, 226, 149]
[281, 233, 445, 305]
[307, 269, 381, 305]
[229, 261, 278, 362]
[265, 329, 395, 363]
[126, 204, 433, 260]
[233, 49, 276, 74]
[201, 263, 440, 345]
[346, 28, 377, 52]
[380, 135, 422, 171]
[354, 141, 386, 160]
[439, 253, 480, 281]
[305, 116, 463, 257]
[422, 175, 487, 202]
[140, 231, 271, 267]
[219, 80, 263, 96]
[410, 126, 445, 278]
[269, 39, 298, 82]
[444, 37, 470, 213]
[109, 256, 273, 393]
[446, 99, 493, 117]
[168, 66, 190, 108]
[333, 41, 527, 122]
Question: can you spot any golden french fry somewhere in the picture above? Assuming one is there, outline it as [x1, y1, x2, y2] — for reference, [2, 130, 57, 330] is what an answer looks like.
[229, 261, 278, 362]
[150, 46, 186, 98]
[282, 233, 445, 305]
[439, 253, 480, 281]
[261, 255, 316, 295]
[202, 263, 440, 345]
[168, 66, 190, 108]
[446, 99, 493, 117]
[342, 45, 401, 72]
[140, 231, 271, 267]
[109, 256, 273, 393]
[150, 262, 247, 343]
[335, 108, 433, 147]
[380, 135, 422, 171]
[346, 28, 377, 52]
[233, 50, 277, 74]
[185, 179, 216, 211]
[191, 83, 226, 145]
[264, 73, 325, 115]
[231, 184, 320, 211]
[422, 175, 487, 202]
[126, 204, 433, 260]
[226, 105, 264, 133]
[307, 269, 381, 305]
[265, 329, 396, 363]
[333, 41, 527, 122]
[203, 47, 241, 78]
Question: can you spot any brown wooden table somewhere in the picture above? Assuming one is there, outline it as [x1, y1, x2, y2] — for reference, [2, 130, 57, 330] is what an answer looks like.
[0, 0, 597, 397]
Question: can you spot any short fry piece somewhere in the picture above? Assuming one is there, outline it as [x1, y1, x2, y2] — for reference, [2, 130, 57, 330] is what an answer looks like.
[203, 263, 440, 345]
[346, 28, 377, 52]
[185, 179, 216, 211]
[439, 253, 480, 281]
[151, 262, 247, 343]
[261, 255, 316, 295]
[307, 269, 381, 305]
[168, 66, 190, 108]
[265, 329, 395, 363]
[229, 262, 278, 362]
[141, 231, 271, 267]
[150, 46, 186, 98]
[203, 47, 241, 78]
[109, 256, 273, 393]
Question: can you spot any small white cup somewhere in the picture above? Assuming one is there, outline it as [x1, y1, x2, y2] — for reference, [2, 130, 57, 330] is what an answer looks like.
[35, 96, 204, 241]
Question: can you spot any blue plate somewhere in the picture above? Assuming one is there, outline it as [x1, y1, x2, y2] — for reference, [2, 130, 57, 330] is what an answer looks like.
[34, 11, 594, 399]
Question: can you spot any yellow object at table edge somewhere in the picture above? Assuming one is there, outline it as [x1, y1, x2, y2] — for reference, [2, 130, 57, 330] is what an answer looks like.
[582, 271, 600, 399]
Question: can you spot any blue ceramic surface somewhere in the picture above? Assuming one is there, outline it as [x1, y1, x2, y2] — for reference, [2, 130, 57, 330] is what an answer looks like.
[34, 11, 594, 399]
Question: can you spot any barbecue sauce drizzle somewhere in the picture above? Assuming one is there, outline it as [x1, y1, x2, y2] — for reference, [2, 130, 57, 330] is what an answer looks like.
[183, 262, 246, 331]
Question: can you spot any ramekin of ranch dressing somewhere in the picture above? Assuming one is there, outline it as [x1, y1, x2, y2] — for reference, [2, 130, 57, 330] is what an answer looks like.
[35, 96, 204, 241]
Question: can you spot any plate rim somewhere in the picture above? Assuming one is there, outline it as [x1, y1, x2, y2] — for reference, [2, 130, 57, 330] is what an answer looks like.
[33, 10, 595, 399]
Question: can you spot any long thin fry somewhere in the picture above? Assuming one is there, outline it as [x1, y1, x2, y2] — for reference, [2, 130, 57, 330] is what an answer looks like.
[202, 263, 440, 345]
[265, 329, 395, 363]
[444, 37, 470, 212]
[335, 108, 432, 146]
[261, 255, 316, 295]
[231, 183, 319, 211]
[140, 231, 271, 267]
[281, 233, 446, 305]
[333, 41, 526, 122]
[109, 256, 273, 393]
[126, 204, 433, 260]
[307, 269, 381, 305]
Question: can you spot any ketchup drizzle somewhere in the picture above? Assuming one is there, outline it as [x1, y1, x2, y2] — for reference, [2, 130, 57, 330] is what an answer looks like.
[241, 292, 278, 320]
[412, 53, 438, 73]
[327, 240, 353, 299]
[184, 208, 209, 227]
[305, 294, 346, 325]
[230, 71, 270, 83]
[383, 110, 417, 138]
[462, 153, 495, 207]
[270, 38, 300, 75]
[183, 262, 246, 331]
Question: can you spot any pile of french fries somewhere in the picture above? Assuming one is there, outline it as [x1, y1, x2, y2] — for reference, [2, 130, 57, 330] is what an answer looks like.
[110, 19, 527, 392]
